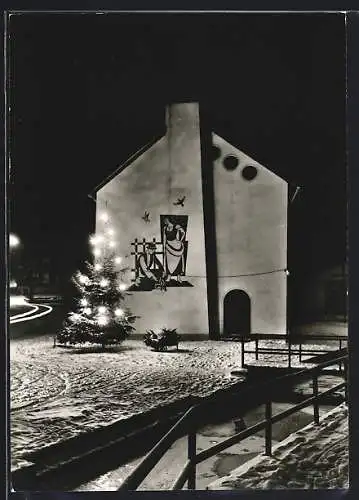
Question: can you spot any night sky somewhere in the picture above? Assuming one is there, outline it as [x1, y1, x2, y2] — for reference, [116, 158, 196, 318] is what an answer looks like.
[8, 12, 346, 282]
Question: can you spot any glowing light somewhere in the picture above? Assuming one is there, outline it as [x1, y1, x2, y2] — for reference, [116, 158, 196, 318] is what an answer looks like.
[93, 248, 101, 257]
[94, 263, 102, 271]
[285, 270, 290, 276]
[79, 274, 90, 285]
[98, 306, 107, 314]
[100, 212, 109, 222]
[107, 228, 115, 236]
[114, 257, 122, 265]
[80, 298, 88, 306]
[10, 303, 53, 324]
[98, 316, 108, 326]
[10, 304, 39, 320]
[10, 280, 18, 288]
[70, 313, 82, 322]
[115, 308, 124, 317]
[90, 235, 104, 245]
[100, 278, 109, 287]
[10, 304, 40, 323]
[108, 240, 116, 248]
[84, 307, 92, 315]
[118, 283, 128, 291]
[9, 295, 28, 307]
[10, 234, 20, 248]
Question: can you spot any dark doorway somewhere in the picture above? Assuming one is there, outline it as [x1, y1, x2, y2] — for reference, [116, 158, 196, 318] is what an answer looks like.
[223, 290, 251, 336]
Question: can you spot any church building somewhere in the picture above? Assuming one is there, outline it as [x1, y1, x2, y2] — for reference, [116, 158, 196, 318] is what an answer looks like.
[91, 102, 288, 339]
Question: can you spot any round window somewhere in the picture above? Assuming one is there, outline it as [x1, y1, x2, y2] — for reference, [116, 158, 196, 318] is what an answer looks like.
[242, 165, 258, 180]
[223, 155, 239, 171]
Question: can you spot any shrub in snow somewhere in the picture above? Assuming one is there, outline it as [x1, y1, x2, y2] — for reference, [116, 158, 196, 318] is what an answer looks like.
[144, 328, 180, 351]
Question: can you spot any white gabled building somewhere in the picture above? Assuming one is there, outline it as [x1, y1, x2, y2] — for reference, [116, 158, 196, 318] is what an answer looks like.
[91, 102, 288, 338]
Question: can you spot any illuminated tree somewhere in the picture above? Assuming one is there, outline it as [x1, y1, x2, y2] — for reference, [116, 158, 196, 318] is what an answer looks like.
[56, 212, 136, 348]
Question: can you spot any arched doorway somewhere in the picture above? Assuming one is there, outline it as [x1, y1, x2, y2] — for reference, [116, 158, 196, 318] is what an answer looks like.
[223, 290, 251, 336]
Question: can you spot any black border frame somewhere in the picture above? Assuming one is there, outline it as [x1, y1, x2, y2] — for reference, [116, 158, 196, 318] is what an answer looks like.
[2, 4, 358, 500]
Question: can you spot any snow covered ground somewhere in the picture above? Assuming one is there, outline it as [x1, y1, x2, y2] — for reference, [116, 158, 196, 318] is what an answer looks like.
[10, 337, 243, 470]
[10, 335, 345, 473]
[207, 403, 348, 489]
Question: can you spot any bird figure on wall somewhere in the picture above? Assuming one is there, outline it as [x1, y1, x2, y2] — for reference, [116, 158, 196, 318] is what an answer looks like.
[142, 211, 151, 223]
[173, 196, 186, 207]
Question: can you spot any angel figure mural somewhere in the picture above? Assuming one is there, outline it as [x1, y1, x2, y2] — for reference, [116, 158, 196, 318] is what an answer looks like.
[162, 217, 187, 283]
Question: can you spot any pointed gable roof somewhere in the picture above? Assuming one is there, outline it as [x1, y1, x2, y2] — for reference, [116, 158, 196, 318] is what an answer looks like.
[89, 103, 300, 202]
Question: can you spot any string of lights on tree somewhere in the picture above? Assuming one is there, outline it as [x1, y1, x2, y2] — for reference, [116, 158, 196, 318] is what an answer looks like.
[56, 211, 136, 348]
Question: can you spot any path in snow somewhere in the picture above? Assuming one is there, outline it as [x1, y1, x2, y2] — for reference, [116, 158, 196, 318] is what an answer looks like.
[76, 403, 330, 491]
[207, 404, 348, 489]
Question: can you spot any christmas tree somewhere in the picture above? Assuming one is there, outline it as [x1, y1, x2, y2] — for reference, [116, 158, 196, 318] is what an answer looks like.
[56, 211, 136, 348]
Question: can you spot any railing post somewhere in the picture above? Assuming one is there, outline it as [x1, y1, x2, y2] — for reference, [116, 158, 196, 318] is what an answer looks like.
[288, 338, 292, 368]
[313, 374, 320, 425]
[344, 359, 348, 404]
[299, 340, 302, 363]
[339, 340, 343, 372]
[255, 338, 259, 360]
[265, 401, 272, 456]
[241, 339, 245, 368]
[187, 431, 197, 490]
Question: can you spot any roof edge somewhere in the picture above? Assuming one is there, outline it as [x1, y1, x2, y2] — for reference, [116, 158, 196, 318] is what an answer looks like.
[88, 133, 165, 199]
[89, 128, 300, 203]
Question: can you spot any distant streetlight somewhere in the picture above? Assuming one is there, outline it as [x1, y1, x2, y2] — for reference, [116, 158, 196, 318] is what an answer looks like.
[9, 234, 20, 248]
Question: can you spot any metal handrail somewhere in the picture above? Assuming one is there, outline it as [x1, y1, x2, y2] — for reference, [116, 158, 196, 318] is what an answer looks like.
[240, 333, 348, 340]
[118, 353, 348, 491]
[239, 333, 348, 368]
[118, 404, 198, 490]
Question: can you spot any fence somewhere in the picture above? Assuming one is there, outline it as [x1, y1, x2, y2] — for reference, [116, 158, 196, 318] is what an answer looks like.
[238, 333, 348, 368]
[119, 352, 348, 490]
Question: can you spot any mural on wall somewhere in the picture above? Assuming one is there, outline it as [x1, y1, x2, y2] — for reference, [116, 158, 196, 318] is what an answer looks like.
[129, 215, 192, 291]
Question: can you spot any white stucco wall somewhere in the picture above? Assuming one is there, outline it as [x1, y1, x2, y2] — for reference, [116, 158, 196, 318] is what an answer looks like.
[213, 133, 288, 335]
[96, 103, 209, 335]
[94, 103, 288, 337]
